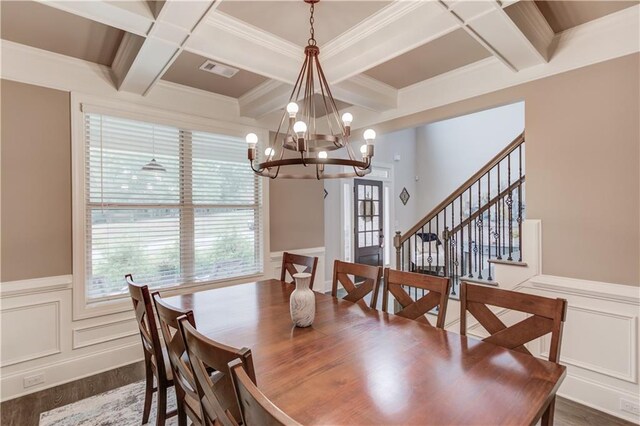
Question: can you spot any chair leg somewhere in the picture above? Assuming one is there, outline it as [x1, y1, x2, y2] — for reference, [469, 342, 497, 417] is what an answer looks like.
[541, 395, 556, 426]
[156, 383, 167, 426]
[177, 407, 187, 426]
[142, 359, 154, 425]
[176, 386, 187, 426]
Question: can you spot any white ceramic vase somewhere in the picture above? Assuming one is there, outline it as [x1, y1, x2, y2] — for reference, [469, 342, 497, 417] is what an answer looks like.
[290, 272, 315, 328]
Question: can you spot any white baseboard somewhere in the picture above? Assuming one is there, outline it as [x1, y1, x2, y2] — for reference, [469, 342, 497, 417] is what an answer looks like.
[1, 341, 143, 401]
[558, 373, 640, 424]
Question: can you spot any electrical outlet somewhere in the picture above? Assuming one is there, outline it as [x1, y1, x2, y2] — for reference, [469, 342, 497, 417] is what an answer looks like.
[620, 399, 640, 416]
[23, 373, 45, 388]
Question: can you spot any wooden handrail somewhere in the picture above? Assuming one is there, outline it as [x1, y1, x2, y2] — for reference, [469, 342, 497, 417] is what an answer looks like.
[399, 131, 524, 243]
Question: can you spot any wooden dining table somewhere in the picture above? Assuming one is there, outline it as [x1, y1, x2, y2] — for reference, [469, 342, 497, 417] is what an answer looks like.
[165, 279, 566, 425]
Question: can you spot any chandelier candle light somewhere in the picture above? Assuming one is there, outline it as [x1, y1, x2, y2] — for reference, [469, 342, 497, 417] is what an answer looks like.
[246, 0, 376, 179]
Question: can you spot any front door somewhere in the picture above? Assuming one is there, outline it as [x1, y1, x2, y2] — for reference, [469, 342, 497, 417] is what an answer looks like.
[354, 179, 384, 268]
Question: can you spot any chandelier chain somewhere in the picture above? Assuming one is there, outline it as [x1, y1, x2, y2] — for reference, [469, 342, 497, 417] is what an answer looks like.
[308, 3, 316, 46]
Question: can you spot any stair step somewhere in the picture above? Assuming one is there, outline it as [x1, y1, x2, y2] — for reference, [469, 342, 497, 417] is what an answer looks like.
[488, 259, 528, 267]
[459, 276, 499, 287]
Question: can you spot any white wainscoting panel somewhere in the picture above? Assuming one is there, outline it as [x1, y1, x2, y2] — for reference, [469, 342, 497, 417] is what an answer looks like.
[523, 275, 640, 423]
[270, 247, 326, 293]
[444, 219, 639, 423]
[540, 305, 637, 383]
[0, 268, 287, 401]
[72, 317, 139, 350]
[1, 301, 61, 367]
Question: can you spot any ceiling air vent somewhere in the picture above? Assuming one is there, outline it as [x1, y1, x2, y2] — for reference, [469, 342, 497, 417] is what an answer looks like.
[199, 60, 239, 78]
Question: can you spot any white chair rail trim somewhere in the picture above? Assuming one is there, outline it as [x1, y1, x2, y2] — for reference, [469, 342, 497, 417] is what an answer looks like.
[0, 275, 73, 298]
[528, 274, 640, 305]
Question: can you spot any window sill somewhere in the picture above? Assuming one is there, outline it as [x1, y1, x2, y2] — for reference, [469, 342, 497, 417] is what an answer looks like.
[74, 272, 267, 320]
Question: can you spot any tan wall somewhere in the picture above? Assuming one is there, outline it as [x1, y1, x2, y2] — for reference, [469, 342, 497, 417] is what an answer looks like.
[1, 80, 72, 281]
[0, 80, 324, 283]
[377, 53, 640, 286]
[269, 171, 325, 252]
[3, 54, 637, 284]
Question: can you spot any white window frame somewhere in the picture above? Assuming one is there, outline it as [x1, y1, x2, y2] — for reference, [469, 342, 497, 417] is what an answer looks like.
[71, 93, 271, 320]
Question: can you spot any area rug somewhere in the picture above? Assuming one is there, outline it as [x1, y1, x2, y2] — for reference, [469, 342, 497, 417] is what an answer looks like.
[39, 381, 179, 426]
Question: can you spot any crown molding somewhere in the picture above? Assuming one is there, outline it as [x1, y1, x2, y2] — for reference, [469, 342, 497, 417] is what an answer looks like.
[33, 0, 154, 37]
[206, 11, 300, 60]
[322, 2, 460, 83]
[0, 40, 256, 125]
[346, 73, 398, 95]
[321, 1, 426, 59]
[154, 79, 239, 107]
[239, 79, 290, 106]
[238, 80, 292, 118]
[186, 13, 301, 83]
[332, 74, 397, 111]
[555, 1, 637, 42]
[436, 0, 551, 72]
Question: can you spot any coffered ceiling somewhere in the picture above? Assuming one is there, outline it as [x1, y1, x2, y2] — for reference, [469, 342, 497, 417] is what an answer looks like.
[533, 0, 637, 32]
[362, 28, 492, 89]
[162, 50, 268, 97]
[0, 1, 124, 66]
[217, 1, 392, 46]
[1, 0, 638, 121]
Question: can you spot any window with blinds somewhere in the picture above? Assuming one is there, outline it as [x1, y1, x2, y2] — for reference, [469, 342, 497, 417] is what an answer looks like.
[84, 112, 263, 301]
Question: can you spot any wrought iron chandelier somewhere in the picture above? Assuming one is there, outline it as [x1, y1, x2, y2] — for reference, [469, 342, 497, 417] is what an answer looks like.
[246, 0, 376, 179]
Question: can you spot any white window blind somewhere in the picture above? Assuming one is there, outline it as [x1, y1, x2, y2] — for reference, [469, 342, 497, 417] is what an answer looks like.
[84, 112, 263, 301]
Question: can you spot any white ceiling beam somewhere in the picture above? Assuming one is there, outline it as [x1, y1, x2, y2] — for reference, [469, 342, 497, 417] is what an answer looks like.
[0, 40, 253, 126]
[320, 1, 460, 83]
[111, 0, 219, 95]
[189, 12, 398, 117]
[332, 75, 397, 112]
[239, 81, 292, 119]
[348, 4, 640, 130]
[438, 0, 554, 71]
[499, 0, 556, 62]
[187, 12, 302, 83]
[34, 0, 154, 37]
[38, 0, 551, 115]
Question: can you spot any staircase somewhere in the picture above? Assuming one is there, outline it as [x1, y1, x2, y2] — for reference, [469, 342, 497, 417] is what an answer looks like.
[393, 131, 525, 298]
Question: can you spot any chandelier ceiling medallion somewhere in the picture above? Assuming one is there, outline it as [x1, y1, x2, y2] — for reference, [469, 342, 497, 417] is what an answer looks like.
[246, 0, 376, 179]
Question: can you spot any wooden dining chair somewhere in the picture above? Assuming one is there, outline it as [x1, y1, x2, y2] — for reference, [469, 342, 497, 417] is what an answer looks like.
[460, 281, 568, 426]
[280, 252, 319, 289]
[228, 359, 302, 426]
[126, 274, 176, 426]
[178, 316, 255, 426]
[382, 268, 450, 328]
[153, 294, 213, 426]
[331, 260, 383, 308]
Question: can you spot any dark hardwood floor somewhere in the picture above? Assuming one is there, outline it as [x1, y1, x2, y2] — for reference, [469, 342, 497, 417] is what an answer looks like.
[0, 361, 635, 426]
[555, 398, 637, 426]
[1, 362, 145, 426]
